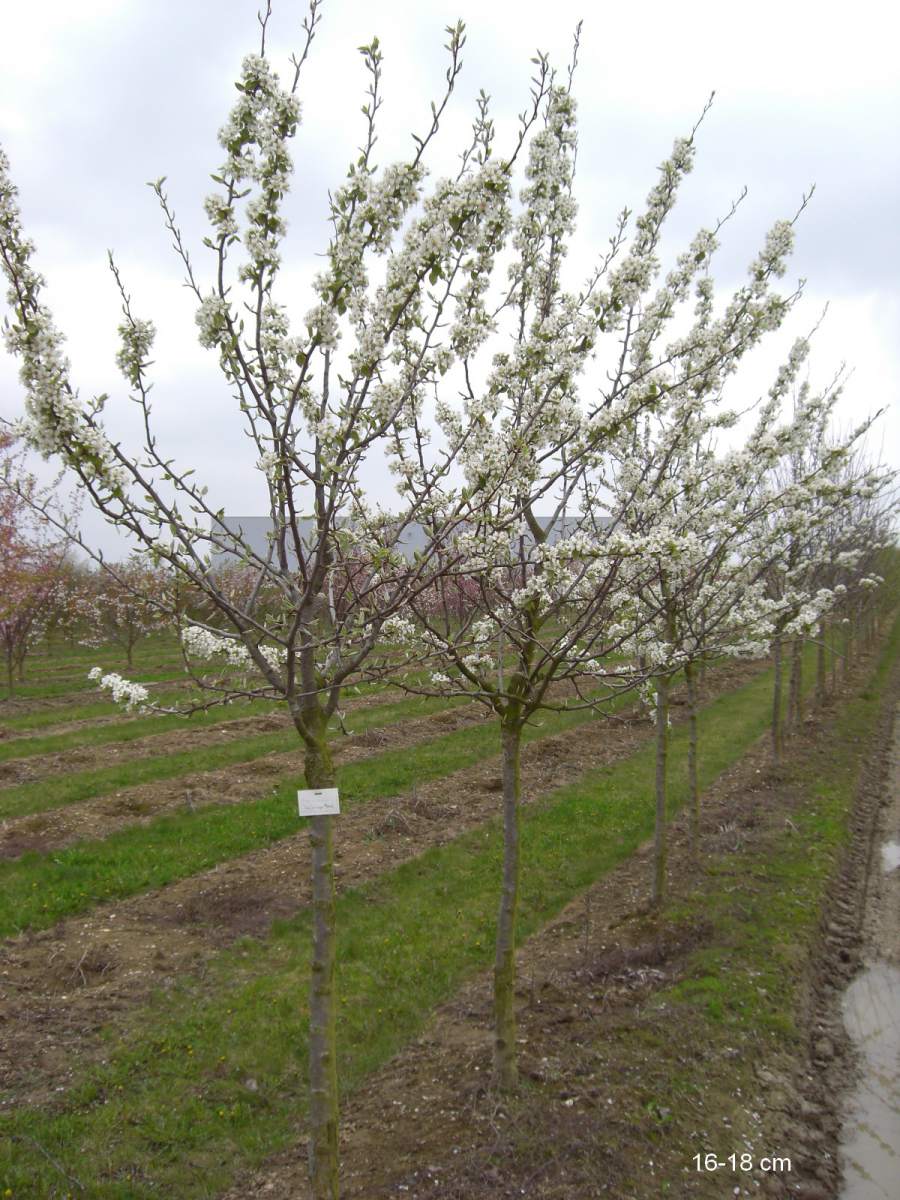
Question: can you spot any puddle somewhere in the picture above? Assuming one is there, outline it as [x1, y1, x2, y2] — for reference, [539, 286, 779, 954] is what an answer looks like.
[839, 961, 900, 1198]
[880, 841, 900, 873]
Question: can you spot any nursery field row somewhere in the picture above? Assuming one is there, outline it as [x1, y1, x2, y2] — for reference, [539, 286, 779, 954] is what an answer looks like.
[0, 663, 693, 935]
[0, 636, 843, 1197]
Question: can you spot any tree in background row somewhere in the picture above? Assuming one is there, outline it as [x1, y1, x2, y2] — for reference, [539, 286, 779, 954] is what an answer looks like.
[0, 432, 73, 693]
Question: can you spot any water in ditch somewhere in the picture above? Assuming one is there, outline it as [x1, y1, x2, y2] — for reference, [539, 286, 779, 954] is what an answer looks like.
[839, 959, 900, 1198]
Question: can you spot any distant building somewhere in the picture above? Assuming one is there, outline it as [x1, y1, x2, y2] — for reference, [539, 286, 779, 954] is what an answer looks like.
[209, 513, 608, 568]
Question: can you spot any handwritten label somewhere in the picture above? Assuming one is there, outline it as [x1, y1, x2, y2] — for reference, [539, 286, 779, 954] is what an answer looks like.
[297, 788, 341, 817]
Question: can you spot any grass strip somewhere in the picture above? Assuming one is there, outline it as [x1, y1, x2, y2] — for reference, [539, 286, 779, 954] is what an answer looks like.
[578, 616, 900, 1196]
[0, 683, 621, 936]
[0, 688, 472, 824]
[1, 666, 195, 704]
[0, 691, 211, 736]
[0, 666, 449, 765]
[0, 699, 283, 765]
[0, 640, 843, 1197]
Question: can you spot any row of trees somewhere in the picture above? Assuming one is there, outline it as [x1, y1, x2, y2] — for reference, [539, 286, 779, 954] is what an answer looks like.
[0, 433, 72, 693]
[0, 448, 174, 694]
[0, 5, 895, 1195]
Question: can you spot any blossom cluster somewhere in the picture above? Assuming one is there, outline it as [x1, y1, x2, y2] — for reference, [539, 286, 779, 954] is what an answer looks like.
[87, 667, 149, 710]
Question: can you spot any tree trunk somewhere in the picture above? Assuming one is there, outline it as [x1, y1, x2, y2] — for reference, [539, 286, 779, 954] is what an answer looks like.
[843, 621, 852, 681]
[304, 728, 340, 1200]
[493, 721, 523, 1091]
[816, 620, 826, 706]
[772, 637, 783, 767]
[830, 619, 837, 694]
[788, 636, 803, 731]
[684, 661, 699, 855]
[652, 676, 669, 907]
[5, 645, 13, 698]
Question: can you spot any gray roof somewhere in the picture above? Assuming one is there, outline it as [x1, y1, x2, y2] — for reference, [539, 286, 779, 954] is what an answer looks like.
[210, 513, 608, 567]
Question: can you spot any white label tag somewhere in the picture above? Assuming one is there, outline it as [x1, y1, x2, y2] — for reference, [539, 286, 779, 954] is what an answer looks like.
[297, 787, 341, 817]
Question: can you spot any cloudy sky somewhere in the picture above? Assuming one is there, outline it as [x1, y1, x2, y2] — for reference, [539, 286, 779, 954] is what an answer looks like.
[1, 0, 897, 556]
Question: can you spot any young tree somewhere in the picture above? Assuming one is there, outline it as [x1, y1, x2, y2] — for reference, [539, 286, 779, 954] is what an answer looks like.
[0, 8, 558, 1194]
[385, 74, 826, 1078]
[0, 433, 70, 693]
[73, 554, 171, 666]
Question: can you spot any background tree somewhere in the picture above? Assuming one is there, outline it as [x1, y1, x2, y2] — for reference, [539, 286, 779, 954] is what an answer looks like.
[0, 432, 71, 693]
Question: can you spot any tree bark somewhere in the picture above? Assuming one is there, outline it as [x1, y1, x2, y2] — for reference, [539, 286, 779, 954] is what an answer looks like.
[493, 720, 522, 1091]
[5, 645, 13, 698]
[771, 637, 783, 767]
[304, 725, 340, 1200]
[788, 636, 803, 731]
[816, 620, 826, 706]
[684, 661, 699, 855]
[651, 675, 669, 907]
[830, 619, 837, 694]
[843, 620, 852, 681]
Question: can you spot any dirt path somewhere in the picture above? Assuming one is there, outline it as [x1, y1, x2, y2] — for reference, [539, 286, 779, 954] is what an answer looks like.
[213, 643, 896, 1200]
[0, 677, 610, 856]
[0, 673, 193, 722]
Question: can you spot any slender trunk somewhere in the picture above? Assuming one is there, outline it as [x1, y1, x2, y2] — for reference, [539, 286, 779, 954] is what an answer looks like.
[830, 620, 837, 694]
[493, 721, 522, 1091]
[772, 637, 783, 767]
[684, 661, 699, 855]
[651, 676, 669, 907]
[816, 621, 826, 706]
[843, 621, 852, 681]
[698, 615, 707, 687]
[788, 636, 803, 731]
[5, 645, 13, 698]
[304, 728, 339, 1200]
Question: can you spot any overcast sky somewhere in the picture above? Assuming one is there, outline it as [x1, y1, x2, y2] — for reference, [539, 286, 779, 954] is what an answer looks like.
[1, 0, 897, 557]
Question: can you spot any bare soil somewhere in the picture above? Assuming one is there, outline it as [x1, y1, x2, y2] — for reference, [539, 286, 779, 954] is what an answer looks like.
[214, 642, 898, 1200]
[0, 662, 758, 1112]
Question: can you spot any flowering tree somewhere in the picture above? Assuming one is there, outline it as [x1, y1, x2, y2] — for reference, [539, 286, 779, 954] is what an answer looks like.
[381, 67, 837, 1081]
[0, 8, 566, 1194]
[0, 433, 71, 694]
[72, 554, 171, 666]
[752, 396, 893, 764]
[607, 328, 883, 892]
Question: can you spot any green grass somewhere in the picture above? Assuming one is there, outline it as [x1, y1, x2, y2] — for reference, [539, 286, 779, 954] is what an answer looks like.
[582, 614, 900, 1196]
[0, 698, 283, 764]
[0, 689, 472, 822]
[0, 644, 838, 1197]
[1, 665, 192, 703]
[665, 613, 900, 1035]
[0, 691, 201, 735]
[0, 684, 623, 937]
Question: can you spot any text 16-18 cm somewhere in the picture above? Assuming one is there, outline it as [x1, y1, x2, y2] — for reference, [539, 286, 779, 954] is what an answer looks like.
[693, 1153, 791, 1173]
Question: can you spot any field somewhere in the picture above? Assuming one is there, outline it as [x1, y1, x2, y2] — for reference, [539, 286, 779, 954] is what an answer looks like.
[1, 621, 897, 1198]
